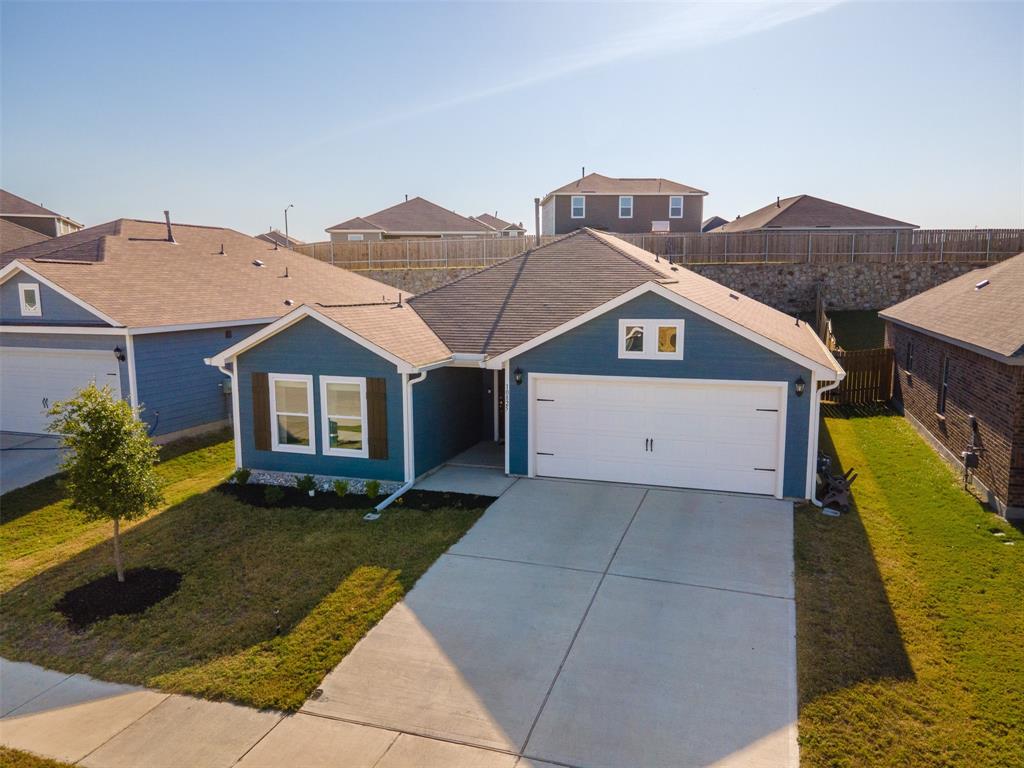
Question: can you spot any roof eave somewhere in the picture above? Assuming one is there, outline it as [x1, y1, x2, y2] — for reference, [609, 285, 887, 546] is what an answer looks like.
[879, 315, 1023, 366]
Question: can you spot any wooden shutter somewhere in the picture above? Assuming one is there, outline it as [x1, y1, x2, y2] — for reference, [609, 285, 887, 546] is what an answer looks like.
[251, 372, 271, 451]
[366, 377, 388, 460]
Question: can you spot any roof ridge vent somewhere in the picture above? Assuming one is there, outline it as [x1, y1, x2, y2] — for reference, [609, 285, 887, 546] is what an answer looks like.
[975, 279, 990, 290]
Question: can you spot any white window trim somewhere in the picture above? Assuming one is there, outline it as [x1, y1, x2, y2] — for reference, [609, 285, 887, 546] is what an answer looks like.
[617, 318, 685, 360]
[320, 375, 369, 458]
[570, 195, 586, 219]
[268, 373, 315, 454]
[18, 282, 42, 317]
[347, 234, 364, 241]
[619, 196, 633, 219]
[669, 196, 684, 219]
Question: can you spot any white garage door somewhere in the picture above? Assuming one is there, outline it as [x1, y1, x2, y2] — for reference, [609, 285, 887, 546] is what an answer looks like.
[532, 375, 786, 496]
[0, 348, 121, 435]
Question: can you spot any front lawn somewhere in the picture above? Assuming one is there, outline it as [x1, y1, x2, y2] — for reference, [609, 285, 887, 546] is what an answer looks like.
[0, 433, 485, 711]
[796, 407, 1023, 767]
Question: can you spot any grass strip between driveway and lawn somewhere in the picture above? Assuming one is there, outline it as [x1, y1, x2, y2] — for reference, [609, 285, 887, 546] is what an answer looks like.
[795, 407, 1023, 767]
[0, 430, 485, 711]
[0, 747, 74, 768]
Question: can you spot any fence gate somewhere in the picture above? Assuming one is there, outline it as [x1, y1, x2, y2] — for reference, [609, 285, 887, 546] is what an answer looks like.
[828, 348, 895, 405]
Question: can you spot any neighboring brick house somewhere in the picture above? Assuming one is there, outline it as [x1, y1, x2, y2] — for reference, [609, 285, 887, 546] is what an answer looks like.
[1, 188, 83, 238]
[540, 172, 707, 235]
[326, 197, 495, 242]
[718, 194, 917, 232]
[880, 252, 1024, 519]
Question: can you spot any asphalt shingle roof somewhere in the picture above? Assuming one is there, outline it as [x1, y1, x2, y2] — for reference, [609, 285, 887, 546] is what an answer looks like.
[328, 197, 491, 234]
[255, 229, 304, 247]
[474, 213, 524, 232]
[718, 195, 917, 232]
[545, 173, 707, 198]
[1, 219, 50, 253]
[879, 252, 1024, 359]
[0, 189, 63, 218]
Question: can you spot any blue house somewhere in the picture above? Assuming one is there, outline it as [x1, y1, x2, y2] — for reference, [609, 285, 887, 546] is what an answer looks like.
[210, 229, 844, 501]
[0, 217, 407, 442]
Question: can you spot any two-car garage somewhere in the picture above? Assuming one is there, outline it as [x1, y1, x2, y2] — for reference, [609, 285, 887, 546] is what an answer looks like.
[530, 374, 787, 497]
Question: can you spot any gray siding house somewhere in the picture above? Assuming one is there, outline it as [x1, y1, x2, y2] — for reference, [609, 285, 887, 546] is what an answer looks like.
[210, 229, 843, 502]
[1, 188, 83, 238]
[540, 173, 707, 235]
[0, 218, 405, 442]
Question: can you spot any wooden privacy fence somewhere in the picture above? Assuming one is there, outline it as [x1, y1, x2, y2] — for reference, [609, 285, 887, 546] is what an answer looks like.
[826, 348, 895, 405]
[293, 229, 1024, 271]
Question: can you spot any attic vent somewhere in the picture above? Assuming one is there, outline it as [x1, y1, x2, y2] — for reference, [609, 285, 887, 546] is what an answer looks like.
[975, 279, 990, 290]
[284, 299, 294, 306]
[252, 259, 264, 267]
[729, 292, 740, 300]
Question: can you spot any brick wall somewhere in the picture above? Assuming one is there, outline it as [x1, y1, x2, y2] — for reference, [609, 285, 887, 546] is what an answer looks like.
[366, 261, 984, 313]
[887, 322, 1024, 512]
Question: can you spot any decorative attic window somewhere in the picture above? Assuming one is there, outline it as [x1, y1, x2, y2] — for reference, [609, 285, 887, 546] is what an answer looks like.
[571, 195, 586, 219]
[618, 319, 684, 360]
[18, 283, 41, 317]
[669, 196, 684, 218]
[619, 196, 633, 219]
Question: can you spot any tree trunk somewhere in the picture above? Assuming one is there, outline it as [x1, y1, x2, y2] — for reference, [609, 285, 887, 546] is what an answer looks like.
[112, 517, 125, 583]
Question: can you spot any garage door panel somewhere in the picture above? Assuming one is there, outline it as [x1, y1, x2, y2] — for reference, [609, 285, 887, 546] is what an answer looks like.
[532, 376, 784, 497]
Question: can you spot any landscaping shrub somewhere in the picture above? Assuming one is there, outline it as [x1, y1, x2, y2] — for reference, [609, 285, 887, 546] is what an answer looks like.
[295, 474, 317, 495]
[231, 468, 251, 485]
[365, 480, 380, 500]
[333, 479, 349, 497]
[264, 485, 285, 505]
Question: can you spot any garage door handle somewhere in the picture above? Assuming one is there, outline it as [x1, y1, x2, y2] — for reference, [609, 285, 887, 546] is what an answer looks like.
[645, 438, 649, 452]
[754, 467, 776, 472]
[650, 438, 654, 452]
[536, 398, 555, 402]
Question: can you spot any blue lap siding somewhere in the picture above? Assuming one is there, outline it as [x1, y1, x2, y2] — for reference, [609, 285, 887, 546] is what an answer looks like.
[132, 325, 262, 436]
[235, 317, 405, 481]
[413, 366, 486, 476]
[0, 278, 107, 325]
[506, 292, 813, 497]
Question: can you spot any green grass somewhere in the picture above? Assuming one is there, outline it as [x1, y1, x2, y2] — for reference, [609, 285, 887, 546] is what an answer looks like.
[0, 747, 73, 768]
[796, 407, 1023, 767]
[0, 434, 484, 711]
[828, 310, 886, 350]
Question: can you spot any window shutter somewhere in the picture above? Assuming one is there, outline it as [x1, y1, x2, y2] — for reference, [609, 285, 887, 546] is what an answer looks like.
[251, 372, 271, 451]
[366, 377, 388, 460]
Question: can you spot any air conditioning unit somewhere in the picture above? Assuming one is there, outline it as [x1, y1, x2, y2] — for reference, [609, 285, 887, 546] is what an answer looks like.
[651, 221, 670, 233]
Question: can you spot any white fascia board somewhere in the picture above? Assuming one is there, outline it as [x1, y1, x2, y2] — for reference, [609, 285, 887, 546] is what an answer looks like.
[483, 281, 841, 380]
[0, 261, 122, 327]
[128, 317, 278, 335]
[205, 304, 418, 373]
[0, 325, 125, 335]
[878, 315, 1023, 367]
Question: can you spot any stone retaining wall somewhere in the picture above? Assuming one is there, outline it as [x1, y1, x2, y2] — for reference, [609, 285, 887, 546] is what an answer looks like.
[366, 261, 986, 313]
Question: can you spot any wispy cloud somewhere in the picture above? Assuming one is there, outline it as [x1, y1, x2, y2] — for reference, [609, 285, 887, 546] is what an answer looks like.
[286, 2, 840, 155]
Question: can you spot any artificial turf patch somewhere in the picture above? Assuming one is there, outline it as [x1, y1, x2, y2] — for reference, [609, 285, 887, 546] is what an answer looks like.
[55, 568, 182, 629]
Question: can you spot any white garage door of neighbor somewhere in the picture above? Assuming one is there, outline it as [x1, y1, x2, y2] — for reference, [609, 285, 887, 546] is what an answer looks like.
[0, 348, 121, 435]
[532, 375, 786, 496]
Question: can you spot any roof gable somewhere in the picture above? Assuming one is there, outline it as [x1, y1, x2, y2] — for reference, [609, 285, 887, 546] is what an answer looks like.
[1, 219, 51, 253]
[328, 197, 491, 234]
[545, 172, 707, 199]
[0, 189, 62, 217]
[880, 252, 1024, 360]
[719, 195, 917, 232]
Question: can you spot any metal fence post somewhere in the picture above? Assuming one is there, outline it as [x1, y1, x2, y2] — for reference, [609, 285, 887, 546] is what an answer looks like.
[330, 240, 335, 266]
[851, 232, 856, 264]
[807, 233, 812, 264]
[986, 229, 992, 261]
[939, 231, 945, 262]
[894, 230, 899, 262]
[724, 233, 729, 262]
[763, 231, 768, 263]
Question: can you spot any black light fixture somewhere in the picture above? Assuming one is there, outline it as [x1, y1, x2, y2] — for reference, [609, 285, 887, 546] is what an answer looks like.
[113, 346, 126, 362]
[513, 367, 523, 385]
[794, 376, 806, 397]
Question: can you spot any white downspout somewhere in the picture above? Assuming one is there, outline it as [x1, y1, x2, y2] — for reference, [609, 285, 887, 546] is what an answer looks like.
[214, 359, 242, 469]
[369, 369, 428, 516]
[124, 332, 139, 412]
[809, 378, 842, 507]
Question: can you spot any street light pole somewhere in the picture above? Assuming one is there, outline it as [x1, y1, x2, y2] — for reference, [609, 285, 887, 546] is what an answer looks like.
[284, 204, 294, 249]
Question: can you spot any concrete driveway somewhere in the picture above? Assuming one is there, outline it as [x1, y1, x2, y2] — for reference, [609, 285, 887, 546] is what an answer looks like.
[0, 432, 64, 495]
[302, 478, 798, 768]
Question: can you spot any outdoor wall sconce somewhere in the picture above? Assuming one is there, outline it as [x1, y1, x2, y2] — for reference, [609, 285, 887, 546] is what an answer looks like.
[794, 376, 805, 397]
[113, 346, 127, 362]
[514, 367, 523, 385]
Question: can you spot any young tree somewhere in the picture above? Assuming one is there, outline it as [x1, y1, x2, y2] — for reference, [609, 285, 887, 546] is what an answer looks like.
[48, 383, 164, 583]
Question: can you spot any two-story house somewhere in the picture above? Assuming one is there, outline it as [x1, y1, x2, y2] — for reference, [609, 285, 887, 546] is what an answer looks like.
[539, 172, 707, 235]
[1, 189, 83, 239]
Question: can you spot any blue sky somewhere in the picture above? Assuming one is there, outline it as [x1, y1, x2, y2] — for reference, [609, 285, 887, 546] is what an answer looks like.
[2, 1, 1021, 241]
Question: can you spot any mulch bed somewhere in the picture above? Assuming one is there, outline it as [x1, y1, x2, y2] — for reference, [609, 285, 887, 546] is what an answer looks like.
[55, 568, 182, 630]
[216, 483, 496, 512]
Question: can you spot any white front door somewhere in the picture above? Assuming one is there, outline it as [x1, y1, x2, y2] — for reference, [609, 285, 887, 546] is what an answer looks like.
[531, 375, 786, 496]
[0, 347, 121, 435]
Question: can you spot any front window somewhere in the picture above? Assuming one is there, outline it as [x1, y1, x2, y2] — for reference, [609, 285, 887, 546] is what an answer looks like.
[18, 283, 41, 317]
[937, 356, 950, 415]
[619, 319, 684, 360]
[321, 376, 368, 457]
[669, 196, 684, 218]
[571, 195, 586, 219]
[269, 374, 314, 453]
[906, 341, 914, 371]
[347, 234, 364, 241]
[619, 196, 633, 218]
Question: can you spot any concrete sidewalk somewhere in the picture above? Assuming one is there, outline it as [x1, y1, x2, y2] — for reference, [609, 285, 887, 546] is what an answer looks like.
[0, 659, 544, 767]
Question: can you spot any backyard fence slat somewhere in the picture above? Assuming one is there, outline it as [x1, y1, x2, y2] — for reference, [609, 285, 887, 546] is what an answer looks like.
[826, 347, 895, 405]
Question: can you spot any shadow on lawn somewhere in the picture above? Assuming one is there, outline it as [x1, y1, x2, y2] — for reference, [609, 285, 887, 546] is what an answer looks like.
[795, 413, 914, 706]
[0, 485, 483, 710]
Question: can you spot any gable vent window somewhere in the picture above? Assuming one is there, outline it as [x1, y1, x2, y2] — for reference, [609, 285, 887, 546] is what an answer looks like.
[619, 196, 633, 219]
[618, 319, 684, 360]
[937, 356, 950, 415]
[669, 196, 684, 219]
[18, 283, 41, 317]
[571, 195, 586, 219]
